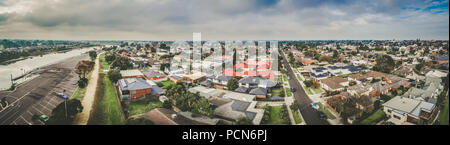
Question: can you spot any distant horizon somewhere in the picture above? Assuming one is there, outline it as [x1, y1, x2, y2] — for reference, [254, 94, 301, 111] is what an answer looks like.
[1, 38, 449, 42]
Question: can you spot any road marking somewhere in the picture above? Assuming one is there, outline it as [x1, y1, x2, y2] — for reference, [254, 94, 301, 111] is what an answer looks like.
[32, 106, 45, 115]
[20, 116, 31, 125]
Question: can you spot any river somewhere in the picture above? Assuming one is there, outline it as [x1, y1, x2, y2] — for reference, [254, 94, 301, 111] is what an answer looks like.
[0, 47, 97, 90]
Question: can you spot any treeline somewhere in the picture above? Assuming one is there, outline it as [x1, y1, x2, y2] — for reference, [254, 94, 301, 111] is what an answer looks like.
[1, 39, 89, 49]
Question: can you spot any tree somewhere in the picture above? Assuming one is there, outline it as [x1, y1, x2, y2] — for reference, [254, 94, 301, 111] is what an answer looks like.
[108, 70, 122, 83]
[235, 116, 254, 125]
[318, 55, 332, 62]
[313, 81, 320, 89]
[160, 63, 170, 71]
[304, 80, 313, 88]
[373, 55, 395, 73]
[105, 53, 116, 63]
[290, 101, 301, 111]
[226, 78, 239, 91]
[88, 50, 97, 61]
[192, 98, 214, 118]
[111, 56, 132, 70]
[47, 99, 83, 125]
[78, 78, 88, 88]
[163, 99, 172, 109]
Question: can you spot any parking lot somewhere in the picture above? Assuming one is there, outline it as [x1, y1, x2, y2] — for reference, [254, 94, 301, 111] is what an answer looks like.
[0, 54, 88, 125]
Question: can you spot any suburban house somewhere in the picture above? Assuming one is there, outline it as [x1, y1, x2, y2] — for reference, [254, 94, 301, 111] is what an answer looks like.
[383, 96, 437, 125]
[120, 69, 145, 79]
[118, 78, 152, 100]
[238, 76, 277, 89]
[137, 108, 215, 125]
[302, 59, 318, 66]
[320, 76, 349, 92]
[402, 76, 443, 104]
[168, 71, 206, 84]
[425, 70, 448, 78]
[249, 88, 268, 98]
[188, 86, 264, 125]
[310, 67, 330, 80]
[237, 76, 277, 98]
[205, 75, 233, 90]
[142, 70, 167, 80]
[347, 71, 385, 84]
[393, 65, 414, 77]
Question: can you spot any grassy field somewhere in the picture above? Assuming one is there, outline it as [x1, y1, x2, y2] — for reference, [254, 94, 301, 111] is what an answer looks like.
[318, 102, 336, 120]
[100, 54, 109, 70]
[312, 87, 323, 94]
[440, 97, 449, 125]
[292, 110, 303, 124]
[297, 75, 303, 81]
[88, 74, 125, 125]
[128, 100, 163, 116]
[262, 106, 290, 125]
[305, 87, 313, 95]
[271, 87, 284, 97]
[285, 88, 292, 97]
[160, 80, 175, 89]
[71, 87, 86, 100]
[360, 109, 386, 125]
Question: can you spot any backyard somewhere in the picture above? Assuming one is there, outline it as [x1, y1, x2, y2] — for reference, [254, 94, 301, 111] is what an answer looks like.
[160, 80, 175, 89]
[270, 86, 284, 97]
[262, 105, 290, 125]
[360, 109, 387, 125]
[127, 99, 163, 116]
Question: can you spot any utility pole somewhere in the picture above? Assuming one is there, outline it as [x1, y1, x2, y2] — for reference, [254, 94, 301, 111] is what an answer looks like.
[64, 90, 68, 120]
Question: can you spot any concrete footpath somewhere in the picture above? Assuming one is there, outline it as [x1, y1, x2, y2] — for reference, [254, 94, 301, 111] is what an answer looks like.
[73, 53, 102, 125]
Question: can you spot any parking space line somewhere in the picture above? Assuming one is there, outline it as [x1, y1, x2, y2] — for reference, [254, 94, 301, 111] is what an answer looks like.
[20, 116, 31, 125]
[32, 106, 45, 115]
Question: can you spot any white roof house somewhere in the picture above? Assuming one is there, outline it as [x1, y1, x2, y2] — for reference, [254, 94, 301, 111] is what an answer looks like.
[120, 69, 144, 78]
[382, 96, 436, 125]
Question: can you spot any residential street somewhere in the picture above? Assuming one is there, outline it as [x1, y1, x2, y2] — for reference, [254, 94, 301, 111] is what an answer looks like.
[281, 51, 330, 125]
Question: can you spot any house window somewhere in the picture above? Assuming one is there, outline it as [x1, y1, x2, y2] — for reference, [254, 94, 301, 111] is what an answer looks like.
[393, 115, 401, 120]
[131, 90, 136, 94]
[387, 109, 392, 113]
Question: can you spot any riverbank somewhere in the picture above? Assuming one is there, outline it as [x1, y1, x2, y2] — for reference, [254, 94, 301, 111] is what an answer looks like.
[0, 45, 98, 65]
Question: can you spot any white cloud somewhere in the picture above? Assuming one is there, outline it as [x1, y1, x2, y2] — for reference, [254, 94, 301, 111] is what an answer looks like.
[0, 0, 448, 40]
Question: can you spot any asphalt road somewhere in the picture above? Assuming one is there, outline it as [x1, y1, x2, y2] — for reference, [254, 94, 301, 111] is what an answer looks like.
[281, 51, 329, 125]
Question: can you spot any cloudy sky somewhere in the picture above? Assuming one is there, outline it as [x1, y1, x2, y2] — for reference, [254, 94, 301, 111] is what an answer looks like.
[0, 0, 448, 40]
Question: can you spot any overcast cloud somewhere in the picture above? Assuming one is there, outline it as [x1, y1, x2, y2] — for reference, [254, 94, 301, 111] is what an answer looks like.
[0, 0, 448, 40]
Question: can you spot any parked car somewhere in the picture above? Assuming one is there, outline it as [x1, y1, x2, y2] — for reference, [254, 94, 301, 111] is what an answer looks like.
[319, 111, 327, 119]
[39, 115, 49, 122]
[56, 93, 68, 99]
[290, 87, 296, 92]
